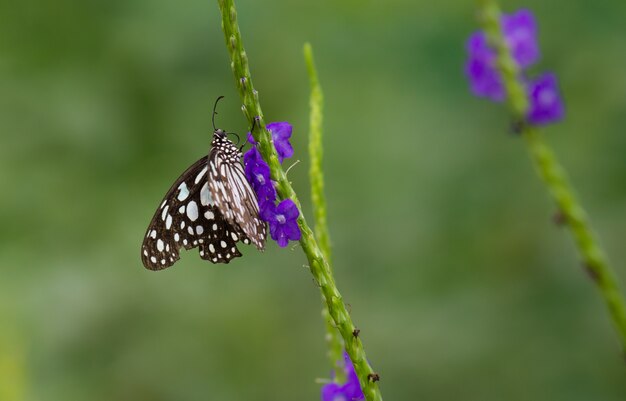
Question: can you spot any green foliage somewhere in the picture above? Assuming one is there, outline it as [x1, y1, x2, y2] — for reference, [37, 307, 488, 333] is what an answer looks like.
[0, 0, 625, 400]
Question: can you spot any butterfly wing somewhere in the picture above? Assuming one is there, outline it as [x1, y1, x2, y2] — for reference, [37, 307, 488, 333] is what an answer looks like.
[208, 140, 267, 250]
[141, 156, 250, 270]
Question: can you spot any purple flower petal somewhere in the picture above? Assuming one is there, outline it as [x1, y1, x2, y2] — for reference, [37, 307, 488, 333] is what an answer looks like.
[464, 9, 541, 101]
[284, 220, 301, 242]
[275, 198, 298, 218]
[263, 199, 300, 247]
[321, 383, 345, 401]
[526, 72, 564, 125]
[243, 121, 300, 248]
[267, 122, 294, 163]
[247, 122, 294, 163]
[502, 9, 540, 68]
[243, 147, 277, 209]
[466, 31, 491, 57]
[321, 352, 365, 401]
[246, 132, 256, 145]
[464, 32, 506, 101]
[256, 182, 277, 205]
[243, 146, 262, 172]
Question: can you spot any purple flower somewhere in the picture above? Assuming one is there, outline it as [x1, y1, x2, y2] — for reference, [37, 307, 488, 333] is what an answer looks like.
[465, 32, 505, 101]
[267, 122, 294, 162]
[526, 72, 564, 125]
[243, 121, 301, 247]
[464, 9, 563, 126]
[262, 199, 301, 248]
[465, 9, 539, 101]
[244, 147, 277, 205]
[247, 122, 294, 163]
[502, 9, 539, 68]
[321, 352, 365, 401]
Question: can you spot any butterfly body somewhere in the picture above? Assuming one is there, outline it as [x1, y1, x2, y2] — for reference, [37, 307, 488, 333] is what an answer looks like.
[141, 129, 266, 270]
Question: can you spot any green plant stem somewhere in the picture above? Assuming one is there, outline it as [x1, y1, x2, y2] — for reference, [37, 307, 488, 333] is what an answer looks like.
[303, 42, 345, 383]
[476, 0, 626, 355]
[217, 1, 383, 398]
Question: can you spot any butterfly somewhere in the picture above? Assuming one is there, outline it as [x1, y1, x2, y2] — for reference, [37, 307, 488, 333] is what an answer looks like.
[141, 98, 266, 270]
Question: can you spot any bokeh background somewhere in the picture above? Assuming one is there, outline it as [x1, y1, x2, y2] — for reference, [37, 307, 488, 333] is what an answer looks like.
[1, 0, 625, 400]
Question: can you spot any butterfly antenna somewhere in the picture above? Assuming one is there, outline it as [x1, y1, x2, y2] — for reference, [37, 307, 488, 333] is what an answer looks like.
[212, 96, 224, 131]
[227, 132, 241, 145]
[250, 116, 258, 134]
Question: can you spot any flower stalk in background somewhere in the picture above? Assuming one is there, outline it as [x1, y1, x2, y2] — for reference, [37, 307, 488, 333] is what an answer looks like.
[304, 42, 351, 389]
[469, 0, 626, 356]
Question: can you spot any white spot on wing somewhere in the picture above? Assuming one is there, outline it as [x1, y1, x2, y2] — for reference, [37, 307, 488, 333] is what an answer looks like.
[166, 215, 172, 229]
[196, 225, 204, 235]
[187, 200, 199, 221]
[204, 210, 215, 220]
[195, 166, 207, 184]
[177, 182, 189, 201]
[157, 239, 164, 252]
[200, 182, 213, 206]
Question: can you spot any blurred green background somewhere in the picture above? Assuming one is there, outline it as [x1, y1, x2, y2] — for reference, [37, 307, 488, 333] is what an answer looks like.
[1, 0, 625, 399]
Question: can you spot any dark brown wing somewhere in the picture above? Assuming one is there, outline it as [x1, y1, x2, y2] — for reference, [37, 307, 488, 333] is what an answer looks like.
[141, 156, 250, 270]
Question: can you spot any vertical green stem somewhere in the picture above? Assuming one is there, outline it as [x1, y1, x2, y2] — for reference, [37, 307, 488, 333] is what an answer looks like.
[217, 1, 383, 398]
[303, 42, 345, 382]
[476, 0, 626, 355]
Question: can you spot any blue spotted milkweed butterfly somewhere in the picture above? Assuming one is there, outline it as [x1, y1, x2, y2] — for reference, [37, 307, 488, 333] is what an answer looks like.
[141, 98, 266, 270]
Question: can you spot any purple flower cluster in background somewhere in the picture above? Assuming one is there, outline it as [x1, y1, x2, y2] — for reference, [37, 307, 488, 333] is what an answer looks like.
[244, 122, 301, 247]
[321, 352, 365, 401]
[464, 9, 564, 125]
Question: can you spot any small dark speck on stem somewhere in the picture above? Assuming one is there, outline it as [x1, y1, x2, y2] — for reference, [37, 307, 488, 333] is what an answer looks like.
[583, 263, 600, 283]
[510, 117, 528, 135]
[368, 373, 380, 382]
[552, 210, 567, 226]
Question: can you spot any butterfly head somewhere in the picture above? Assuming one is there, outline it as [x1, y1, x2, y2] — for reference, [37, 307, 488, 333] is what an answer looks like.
[213, 128, 227, 140]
